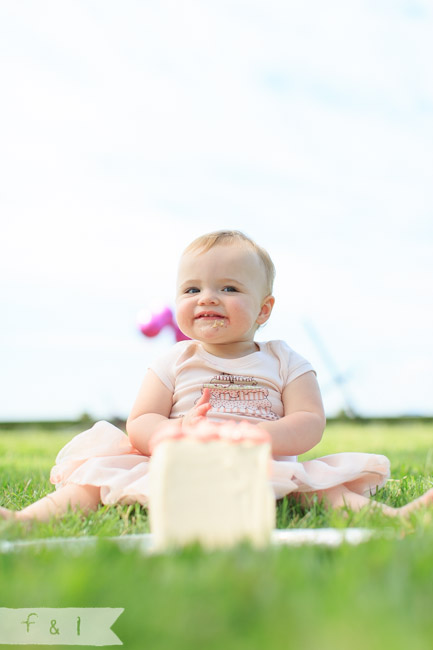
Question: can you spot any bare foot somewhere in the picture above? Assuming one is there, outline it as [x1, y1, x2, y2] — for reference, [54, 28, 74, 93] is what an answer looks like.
[0, 506, 16, 520]
[400, 487, 433, 517]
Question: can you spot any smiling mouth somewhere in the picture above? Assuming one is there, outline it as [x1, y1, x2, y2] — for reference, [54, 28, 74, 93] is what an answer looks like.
[195, 313, 227, 328]
[195, 312, 226, 320]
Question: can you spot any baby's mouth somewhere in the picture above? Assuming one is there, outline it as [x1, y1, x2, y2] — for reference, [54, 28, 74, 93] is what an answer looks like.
[195, 312, 227, 328]
[195, 312, 225, 320]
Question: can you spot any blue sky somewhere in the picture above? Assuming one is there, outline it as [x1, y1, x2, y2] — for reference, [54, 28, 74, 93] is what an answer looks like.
[1, 0, 433, 420]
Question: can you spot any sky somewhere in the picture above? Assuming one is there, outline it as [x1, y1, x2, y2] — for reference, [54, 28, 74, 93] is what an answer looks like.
[1, 0, 433, 421]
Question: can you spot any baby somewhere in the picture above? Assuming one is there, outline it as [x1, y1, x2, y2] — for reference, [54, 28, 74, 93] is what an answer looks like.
[2, 230, 433, 521]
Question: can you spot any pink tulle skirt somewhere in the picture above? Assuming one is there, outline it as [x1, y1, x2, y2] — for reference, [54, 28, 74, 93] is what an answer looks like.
[50, 421, 391, 505]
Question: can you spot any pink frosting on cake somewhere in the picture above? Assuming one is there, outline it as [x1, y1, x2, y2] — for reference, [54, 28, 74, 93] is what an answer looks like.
[149, 419, 271, 454]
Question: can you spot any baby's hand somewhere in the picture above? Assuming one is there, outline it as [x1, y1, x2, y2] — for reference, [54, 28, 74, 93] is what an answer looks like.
[182, 388, 212, 428]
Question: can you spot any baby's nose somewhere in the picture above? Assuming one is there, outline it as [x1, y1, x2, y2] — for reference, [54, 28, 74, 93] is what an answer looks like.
[197, 288, 219, 304]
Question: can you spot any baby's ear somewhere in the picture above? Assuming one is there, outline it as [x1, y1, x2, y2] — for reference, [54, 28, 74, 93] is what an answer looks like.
[256, 295, 275, 325]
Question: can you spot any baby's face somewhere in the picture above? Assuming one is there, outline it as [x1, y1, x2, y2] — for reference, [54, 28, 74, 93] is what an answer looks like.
[176, 244, 272, 347]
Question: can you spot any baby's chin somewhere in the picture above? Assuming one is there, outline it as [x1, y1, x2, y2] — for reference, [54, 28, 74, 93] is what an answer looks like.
[194, 318, 228, 332]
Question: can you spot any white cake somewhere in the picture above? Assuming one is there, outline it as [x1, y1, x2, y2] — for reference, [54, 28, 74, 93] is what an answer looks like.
[148, 420, 276, 550]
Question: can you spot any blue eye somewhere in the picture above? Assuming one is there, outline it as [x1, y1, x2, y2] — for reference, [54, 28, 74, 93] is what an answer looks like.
[222, 286, 238, 292]
[185, 287, 200, 294]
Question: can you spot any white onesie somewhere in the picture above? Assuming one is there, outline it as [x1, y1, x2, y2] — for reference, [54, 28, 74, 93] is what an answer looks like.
[149, 339, 315, 461]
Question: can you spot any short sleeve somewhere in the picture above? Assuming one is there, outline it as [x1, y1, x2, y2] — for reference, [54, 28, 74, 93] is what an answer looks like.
[268, 340, 315, 388]
[148, 341, 191, 392]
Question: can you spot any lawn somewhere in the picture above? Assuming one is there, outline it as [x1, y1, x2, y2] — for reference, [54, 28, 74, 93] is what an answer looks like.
[1, 420, 433, 649]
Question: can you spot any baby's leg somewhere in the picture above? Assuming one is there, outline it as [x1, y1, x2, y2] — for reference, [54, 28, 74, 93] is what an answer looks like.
[303, 484, 433, 517]
[0, 484, 101, 522]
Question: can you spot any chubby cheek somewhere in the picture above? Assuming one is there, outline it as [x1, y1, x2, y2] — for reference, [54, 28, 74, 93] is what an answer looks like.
[175, 301, 192, 336]
[231, 301, 258, 329]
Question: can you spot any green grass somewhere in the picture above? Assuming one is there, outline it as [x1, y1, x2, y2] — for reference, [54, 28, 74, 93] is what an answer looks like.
[1, 421, 433, 649]
[2, 421, 432, 538]
[0, 426, 150, 540]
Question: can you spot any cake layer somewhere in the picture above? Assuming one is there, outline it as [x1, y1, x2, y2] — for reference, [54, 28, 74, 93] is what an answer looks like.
[149, 421, 275, 550]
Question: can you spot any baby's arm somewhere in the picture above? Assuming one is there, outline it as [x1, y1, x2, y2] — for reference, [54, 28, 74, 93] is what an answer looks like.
[127, 373, 212, 455]
[257, 371, 326, 456]
[127, 370, 174, 455]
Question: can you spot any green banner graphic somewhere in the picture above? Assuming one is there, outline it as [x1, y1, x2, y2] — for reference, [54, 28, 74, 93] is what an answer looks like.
[0, 608, 123, 645]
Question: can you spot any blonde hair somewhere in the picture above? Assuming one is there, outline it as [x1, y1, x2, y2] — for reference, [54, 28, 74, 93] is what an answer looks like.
[182, 230, 276, 295]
